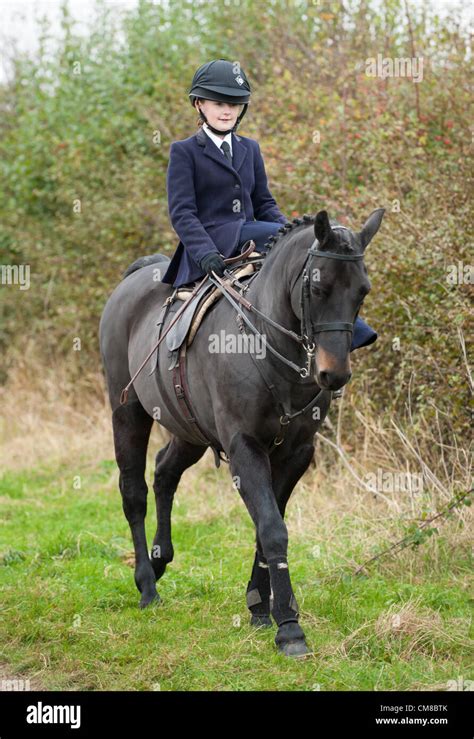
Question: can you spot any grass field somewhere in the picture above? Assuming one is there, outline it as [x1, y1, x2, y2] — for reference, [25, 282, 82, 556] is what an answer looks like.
[1, 434, 472, 691]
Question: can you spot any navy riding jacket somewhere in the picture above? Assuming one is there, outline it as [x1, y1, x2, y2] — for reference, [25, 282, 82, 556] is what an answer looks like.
[162, 126, 288, 287]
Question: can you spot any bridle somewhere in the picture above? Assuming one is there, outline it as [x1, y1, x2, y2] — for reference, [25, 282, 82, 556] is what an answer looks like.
[211, 228, 365, 380]
[298, 230, 365, 377]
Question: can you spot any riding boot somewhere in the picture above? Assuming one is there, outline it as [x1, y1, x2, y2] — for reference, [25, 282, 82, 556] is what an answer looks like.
[350, 316, 377, 351]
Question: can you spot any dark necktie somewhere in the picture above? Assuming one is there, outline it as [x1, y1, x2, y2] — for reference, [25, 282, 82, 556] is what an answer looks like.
[220, 140, 232, 164]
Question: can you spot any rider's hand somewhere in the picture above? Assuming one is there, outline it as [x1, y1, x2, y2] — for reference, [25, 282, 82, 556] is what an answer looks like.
[200, 252, 226, 278]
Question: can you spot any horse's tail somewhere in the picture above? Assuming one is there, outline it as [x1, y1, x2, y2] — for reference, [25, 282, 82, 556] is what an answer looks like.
[123, 253, 170, 280]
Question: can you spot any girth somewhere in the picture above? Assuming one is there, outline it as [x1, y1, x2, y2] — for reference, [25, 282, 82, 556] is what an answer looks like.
[171, 342, 217, 447]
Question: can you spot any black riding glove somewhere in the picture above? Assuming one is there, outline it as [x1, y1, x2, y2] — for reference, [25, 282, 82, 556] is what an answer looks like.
[200, 252, 226, 278]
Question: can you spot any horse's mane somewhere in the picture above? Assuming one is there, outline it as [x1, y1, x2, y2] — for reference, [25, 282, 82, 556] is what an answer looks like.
[262, 215, 316, 252]
[263, 213, 357, 260]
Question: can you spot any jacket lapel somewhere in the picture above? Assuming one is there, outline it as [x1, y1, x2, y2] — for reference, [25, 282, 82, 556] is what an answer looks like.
[195, 126, 248, 173]
[231, 133, 247, 173]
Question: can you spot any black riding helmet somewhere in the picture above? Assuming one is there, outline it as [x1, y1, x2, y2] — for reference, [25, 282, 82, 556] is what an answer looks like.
[188, 59, 251, 135]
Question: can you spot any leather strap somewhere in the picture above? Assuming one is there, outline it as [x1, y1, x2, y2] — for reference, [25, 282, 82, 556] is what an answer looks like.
[312, 321, 354, 332]
[172, 343, 211, 447]
[308, 246, 364, 261]
[149, 294, 175, 374]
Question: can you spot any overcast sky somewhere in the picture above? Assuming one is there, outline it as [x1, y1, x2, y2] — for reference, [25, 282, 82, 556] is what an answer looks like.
[0, 0, 138, 82]
[0, 0, 471, 83]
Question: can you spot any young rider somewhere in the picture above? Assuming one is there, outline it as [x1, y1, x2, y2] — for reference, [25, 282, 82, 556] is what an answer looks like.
[162, 58, 287, 288]
[162, 58, 377, 351]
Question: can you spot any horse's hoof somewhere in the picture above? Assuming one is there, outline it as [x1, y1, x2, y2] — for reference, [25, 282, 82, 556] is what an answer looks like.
[250, 614, 273, 628]
[139, 592, 161, 609]
[275, 621, 310, 657]
[277, 638, 311, 658]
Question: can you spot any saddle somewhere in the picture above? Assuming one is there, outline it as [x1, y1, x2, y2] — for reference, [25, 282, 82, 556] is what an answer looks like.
[165, 254, 261, 367]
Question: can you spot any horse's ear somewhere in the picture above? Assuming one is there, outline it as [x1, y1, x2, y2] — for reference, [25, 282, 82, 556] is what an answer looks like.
[314, 210, 331, 245]
[359, 208, 385, 249]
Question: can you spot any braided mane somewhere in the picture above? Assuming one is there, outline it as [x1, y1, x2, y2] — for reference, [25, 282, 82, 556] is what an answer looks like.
[263, 214, 357, 256]
[262, 214, 316, 250]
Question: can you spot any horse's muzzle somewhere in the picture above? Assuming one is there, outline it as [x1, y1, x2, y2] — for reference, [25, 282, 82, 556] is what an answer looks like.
[314, 347, 352, 390]
[316, 368, 352, 391]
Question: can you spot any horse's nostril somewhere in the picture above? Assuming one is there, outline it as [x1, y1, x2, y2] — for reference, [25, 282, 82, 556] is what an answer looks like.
[318, 369, 351, 390]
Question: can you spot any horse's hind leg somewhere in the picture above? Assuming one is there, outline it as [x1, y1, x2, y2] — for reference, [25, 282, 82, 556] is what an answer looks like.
[151, 436, 206, 581]
[112, 399, 158, 608]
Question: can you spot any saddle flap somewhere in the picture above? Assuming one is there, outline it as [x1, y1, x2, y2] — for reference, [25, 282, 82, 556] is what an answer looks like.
[165, 282, 215, 351]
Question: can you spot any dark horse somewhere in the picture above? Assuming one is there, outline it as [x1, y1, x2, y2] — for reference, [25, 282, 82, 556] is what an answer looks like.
[99, 208, 384, 657]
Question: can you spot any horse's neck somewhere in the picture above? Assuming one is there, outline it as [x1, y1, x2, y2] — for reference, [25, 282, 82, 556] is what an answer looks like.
[246, 241, 309, 381]
[252, 240, 304, 331]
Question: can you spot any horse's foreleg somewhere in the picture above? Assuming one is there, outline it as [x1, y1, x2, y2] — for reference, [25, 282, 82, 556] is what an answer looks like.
[229, 431, 310, 657]
[245, 443, 315, 629]
[272, 443, 315, 516]
[112, 400, 158, 609]
[246, 545, 272, 628]
[151, 437, 206, 581]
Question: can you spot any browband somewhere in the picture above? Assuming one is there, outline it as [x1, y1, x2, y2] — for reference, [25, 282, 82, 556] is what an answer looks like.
[308, 239, 364, 261]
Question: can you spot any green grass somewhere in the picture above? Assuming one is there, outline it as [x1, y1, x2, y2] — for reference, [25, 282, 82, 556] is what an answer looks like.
[0, 459, 472, 691]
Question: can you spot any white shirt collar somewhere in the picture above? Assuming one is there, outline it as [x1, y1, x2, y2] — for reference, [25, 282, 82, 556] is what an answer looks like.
[202, 122, 233, 155]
